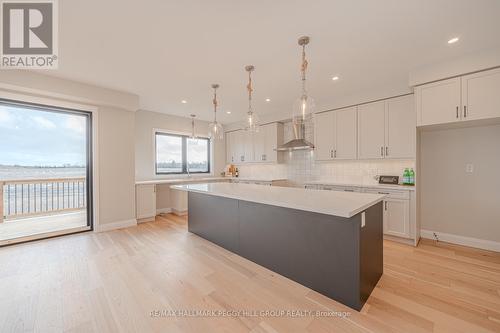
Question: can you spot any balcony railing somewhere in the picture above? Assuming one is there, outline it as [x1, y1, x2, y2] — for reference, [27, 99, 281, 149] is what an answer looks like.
[0, 177, 87, 223]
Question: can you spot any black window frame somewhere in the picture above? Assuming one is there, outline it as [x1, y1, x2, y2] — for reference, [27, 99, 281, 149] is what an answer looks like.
[155, 132, 211, 175]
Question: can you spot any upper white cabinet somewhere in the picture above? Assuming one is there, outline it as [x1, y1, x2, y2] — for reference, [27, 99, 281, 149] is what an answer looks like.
[226, 122, 283, 164]
[358, 96, 415, 160]
[358, 101, 386, 159]
[335, 107, 358, 159]
[314, 111, 336, 160]
[385, 95, 416, 158]
[461, 67, 500, 121]
[226, 131, 233, 163]
[314, 107, 357, 161]
[415, 68, 500, 126]
[415, 77, 461, 126]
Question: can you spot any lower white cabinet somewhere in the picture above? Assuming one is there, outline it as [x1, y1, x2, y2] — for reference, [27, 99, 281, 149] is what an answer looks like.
[136, 184, 156, 221]
[383, 198, 410, 238]
[307, 184, 414, 242]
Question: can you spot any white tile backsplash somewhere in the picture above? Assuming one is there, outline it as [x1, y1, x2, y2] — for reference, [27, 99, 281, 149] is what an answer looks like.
[238, 120, 415, 186]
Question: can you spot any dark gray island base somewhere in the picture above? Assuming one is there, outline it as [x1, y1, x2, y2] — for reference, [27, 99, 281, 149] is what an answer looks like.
[187, 191, 383, 311]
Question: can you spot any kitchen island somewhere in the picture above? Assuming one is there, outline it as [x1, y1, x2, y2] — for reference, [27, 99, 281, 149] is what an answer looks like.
[172, 182, 385, 311]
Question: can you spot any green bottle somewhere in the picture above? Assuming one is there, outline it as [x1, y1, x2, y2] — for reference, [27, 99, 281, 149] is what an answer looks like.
[403, 168, 410, 185]
[409, 168, 415, 185]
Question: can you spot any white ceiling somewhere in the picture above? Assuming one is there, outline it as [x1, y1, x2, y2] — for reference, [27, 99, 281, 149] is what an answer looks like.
[50, 0, 500, 123]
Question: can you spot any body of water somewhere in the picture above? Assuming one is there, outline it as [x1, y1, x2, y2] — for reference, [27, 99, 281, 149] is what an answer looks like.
[0, 166, 86, 181]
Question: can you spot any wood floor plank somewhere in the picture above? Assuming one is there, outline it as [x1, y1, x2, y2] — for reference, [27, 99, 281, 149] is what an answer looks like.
[1, 213, 500, 333]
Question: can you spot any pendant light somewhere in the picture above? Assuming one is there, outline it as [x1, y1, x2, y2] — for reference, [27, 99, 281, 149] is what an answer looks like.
[244, 65, 260, 132]
[292, 36, 315, 125]
[189, 114, 197, 139]
[208, 84, 224, 140]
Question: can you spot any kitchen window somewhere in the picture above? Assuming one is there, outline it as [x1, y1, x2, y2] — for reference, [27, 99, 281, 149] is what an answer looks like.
[155, 132, 210, 174]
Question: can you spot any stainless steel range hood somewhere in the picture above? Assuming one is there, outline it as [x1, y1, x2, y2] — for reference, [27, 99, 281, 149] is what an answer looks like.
[276, 120, 314, 151]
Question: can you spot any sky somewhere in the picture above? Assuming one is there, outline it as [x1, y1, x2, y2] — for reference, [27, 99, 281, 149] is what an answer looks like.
[156, 134, 209, 165]
[0, 104, 87, 167]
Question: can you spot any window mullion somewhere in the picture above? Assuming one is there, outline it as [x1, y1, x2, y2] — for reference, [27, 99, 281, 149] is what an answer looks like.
[182, 136, 187, 174]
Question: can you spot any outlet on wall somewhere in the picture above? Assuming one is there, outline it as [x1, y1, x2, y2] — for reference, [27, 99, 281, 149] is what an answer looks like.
[465, 163, 474, 173]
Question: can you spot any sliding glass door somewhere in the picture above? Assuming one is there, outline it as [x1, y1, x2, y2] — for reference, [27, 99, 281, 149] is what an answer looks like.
[0, 99, 93, 245]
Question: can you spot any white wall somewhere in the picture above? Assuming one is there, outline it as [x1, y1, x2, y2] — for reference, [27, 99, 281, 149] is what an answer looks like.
[420, 124, 500, 242]
[134, 109, 226, 181]
[0, 71, 138, 228]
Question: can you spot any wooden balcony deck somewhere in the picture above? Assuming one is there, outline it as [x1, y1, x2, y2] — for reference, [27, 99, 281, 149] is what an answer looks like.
[0, 210, 88, 246]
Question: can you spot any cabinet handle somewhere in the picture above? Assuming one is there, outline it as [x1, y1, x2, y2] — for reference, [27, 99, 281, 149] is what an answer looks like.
[385, 201, 388, 210]
[330, 150, 333, 158]
[381, 147, 384, 157]
[464, 105, 467, 118]
[344, 189, 354, 192]
[456, 106, 459, 119]
[385, 146, 388, 156]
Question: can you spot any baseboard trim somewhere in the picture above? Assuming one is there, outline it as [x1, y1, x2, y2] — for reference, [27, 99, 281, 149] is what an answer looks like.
[421, 229, 500, 252]
[156, 208, 172, 214]
[172, 208, 187, 216]
[97, 219, 137, 232]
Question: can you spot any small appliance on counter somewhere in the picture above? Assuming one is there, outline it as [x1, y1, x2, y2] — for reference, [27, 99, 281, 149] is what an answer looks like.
[378, 175, 399, 185]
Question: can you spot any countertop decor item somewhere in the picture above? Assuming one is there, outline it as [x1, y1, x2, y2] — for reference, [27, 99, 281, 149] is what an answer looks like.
[208, 84, 224, 140]
[244, 65, 260, 132]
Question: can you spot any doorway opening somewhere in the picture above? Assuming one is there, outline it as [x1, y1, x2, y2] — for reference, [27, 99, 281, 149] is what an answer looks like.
[0, 99, 93, 245]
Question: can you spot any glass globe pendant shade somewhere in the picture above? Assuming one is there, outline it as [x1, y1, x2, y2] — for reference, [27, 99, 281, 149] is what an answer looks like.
[245, 111, 260, 133]
[292, 93, 315, 124]
[208, 121, 224, 140]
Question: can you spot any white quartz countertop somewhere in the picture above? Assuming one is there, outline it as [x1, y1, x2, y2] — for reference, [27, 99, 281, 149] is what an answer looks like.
[304, 180, 415, 191]
[171, 182, 384, 218]
[230, 177, 288, 182]
[136, 177, 228, 185]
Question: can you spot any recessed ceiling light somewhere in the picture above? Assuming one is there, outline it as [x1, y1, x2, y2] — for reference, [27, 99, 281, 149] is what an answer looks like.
[331, 76, 339, 81]
[265, 98, 271, 102]
[181, 100, 187, 104]
[226, 111, 231, 114]
[447, 37, 459, 44]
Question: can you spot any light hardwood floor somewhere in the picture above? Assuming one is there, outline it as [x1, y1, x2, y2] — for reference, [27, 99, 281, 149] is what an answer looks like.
[0, 211, 88, 245]
[1, 213, 499, 333]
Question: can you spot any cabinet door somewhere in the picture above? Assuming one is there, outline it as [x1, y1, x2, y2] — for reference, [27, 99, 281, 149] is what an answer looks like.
[136, 185, 156, 219]
[415, 77, 461, 126]
[253, 127, 266, 162]
[225, 132, 233, 164]
[335, 107, 357, 159]
[385, 95, 416, 158]
[242, 130, 254, 163]
[462, 67, 500, 121]
[314, 111, 335, 160]
[358, 101, 385, 159]
[263, 123, 278, 163]
[383, 199, 410, 238]
[231, 130, 244, 163]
